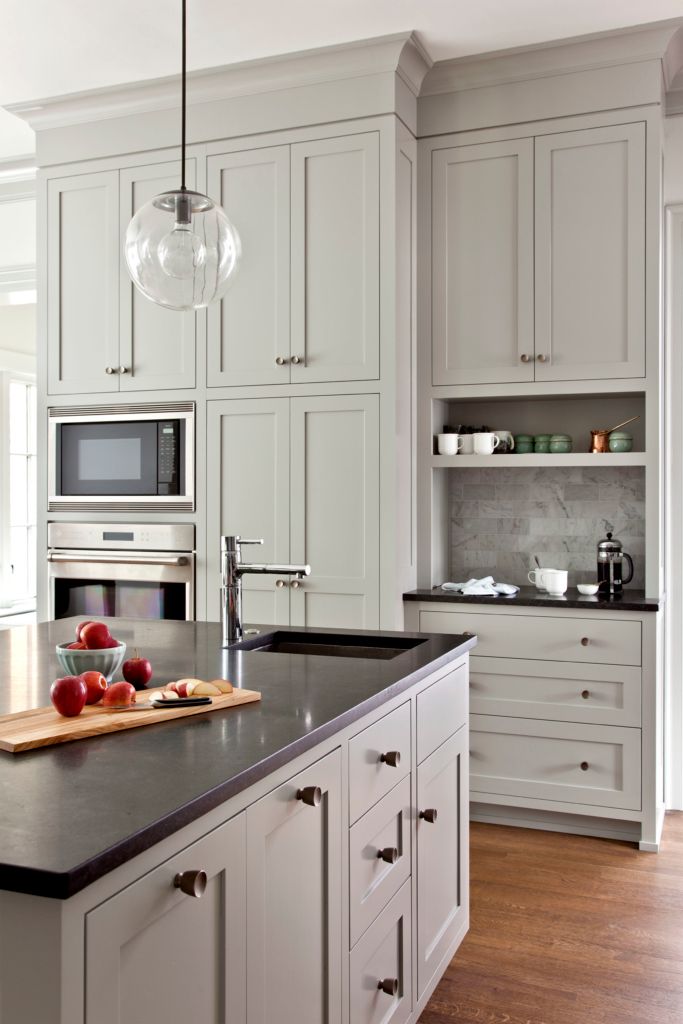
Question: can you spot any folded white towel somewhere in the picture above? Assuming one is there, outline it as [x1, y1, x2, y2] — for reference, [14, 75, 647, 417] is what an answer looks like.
[441, 577, 519, 597]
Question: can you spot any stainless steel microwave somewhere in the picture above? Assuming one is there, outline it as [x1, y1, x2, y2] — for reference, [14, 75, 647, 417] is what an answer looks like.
[48, 402, 195, 512]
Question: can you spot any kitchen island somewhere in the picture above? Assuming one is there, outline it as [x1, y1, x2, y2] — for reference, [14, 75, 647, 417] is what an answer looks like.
[0, 618, 473, 1024]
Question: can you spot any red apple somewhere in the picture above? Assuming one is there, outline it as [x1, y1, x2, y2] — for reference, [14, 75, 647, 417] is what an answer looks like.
[80, 670, 107, 705]
[67, 641, 86, 650]
[122, 650, 153, 689]
[50, 675, 87, 717]
[81, 621, 112, 650]
[75, 620, 93, 641]
[101, 681, 136, 707]
[103, 637, 121, 648]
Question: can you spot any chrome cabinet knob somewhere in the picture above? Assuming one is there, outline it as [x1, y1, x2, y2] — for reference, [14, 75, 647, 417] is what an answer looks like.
[173, 869, 207, 898]
[291, 579, 303, 589]
[377, 846, 399, 864]
[419, 808, 438, 823]
[377, 978, 399, 997]
[105, 366, 116, 374]
[291, 355, 303, 365]
[520, 353, 531, 363]
[118, 366, 128, 374]
[580, 637, 590, 647]
[275, 356, 288, 366]
[380, 750, 401, 768]
[275, 579, 287, 589]
[580, 762, 589, 772]
[537, 353, 549, 363]
[297, 786, 322, 807]
[581, 689, 590, 700]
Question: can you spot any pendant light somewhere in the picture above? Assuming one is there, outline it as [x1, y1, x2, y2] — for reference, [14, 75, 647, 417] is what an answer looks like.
[124, 0, 241, 310]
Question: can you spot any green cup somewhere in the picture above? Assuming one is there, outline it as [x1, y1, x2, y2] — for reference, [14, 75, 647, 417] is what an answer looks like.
[608, 431, 633, 453]
[549, 433, 573, 454]
[534, 433, 552, 453]
[514, 434, 534, 454]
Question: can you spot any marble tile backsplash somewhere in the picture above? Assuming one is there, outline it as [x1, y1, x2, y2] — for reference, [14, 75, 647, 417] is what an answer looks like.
[448, 466, 645, 588]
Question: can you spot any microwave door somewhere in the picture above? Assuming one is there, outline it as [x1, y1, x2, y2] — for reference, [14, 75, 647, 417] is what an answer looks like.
[59, 422, 159, 496]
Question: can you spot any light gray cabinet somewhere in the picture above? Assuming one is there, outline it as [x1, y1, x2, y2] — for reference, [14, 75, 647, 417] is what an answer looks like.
[349, 880, 412, 1024]
[430, 121, 646, 386]
[47, 171, 120, 395]
[207, 394, 380, 630]
[206, 132, 380, 387]
[246, 748, 342, 1024]
[207, 146, 290, 387]
[431, 139, 534, 386]
[416, 726, 469, 999]
[85, 812, 247, 1024]
[119, 159, 197, 391]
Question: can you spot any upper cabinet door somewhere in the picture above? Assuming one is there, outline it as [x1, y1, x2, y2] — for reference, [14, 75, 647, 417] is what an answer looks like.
[289, 394, 379, 630]
[291, 133, 380, 383]
[119, 159, 197, 391]
[207, 147, 290, 387]
[431, 139, 534, 386]
[47, 171, 120, 395]
[534, 123, 646, 381]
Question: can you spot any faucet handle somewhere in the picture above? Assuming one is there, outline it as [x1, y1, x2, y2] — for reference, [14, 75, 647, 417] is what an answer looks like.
[236, 538, 264, 548]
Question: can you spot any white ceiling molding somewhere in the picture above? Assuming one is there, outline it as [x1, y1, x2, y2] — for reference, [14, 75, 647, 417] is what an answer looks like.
[7, 32, 431, 134]
[0, 266, 36, 293]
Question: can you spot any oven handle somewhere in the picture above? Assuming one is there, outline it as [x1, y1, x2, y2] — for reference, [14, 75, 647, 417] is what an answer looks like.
[47, 553, 190, 567]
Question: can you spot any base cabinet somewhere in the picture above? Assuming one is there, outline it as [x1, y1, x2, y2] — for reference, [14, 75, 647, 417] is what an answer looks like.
[349, 880, 412, 1024]
[85, 813, 247, 1024]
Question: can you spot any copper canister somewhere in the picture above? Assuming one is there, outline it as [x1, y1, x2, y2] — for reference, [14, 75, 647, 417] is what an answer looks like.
[590, 429, 610, 453]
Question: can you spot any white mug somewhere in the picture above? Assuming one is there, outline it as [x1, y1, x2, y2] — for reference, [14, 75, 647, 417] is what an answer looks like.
[527, 568, 549, 592]
[437, 433, 463, 456]
[494, 429, 515, 452]
[544, 569, 568, 596]
[460, 434, 474, 455]
[473, 432, 500, 456]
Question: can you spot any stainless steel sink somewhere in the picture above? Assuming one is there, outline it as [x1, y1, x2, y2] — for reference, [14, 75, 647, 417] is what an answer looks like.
[230, 631, 427, 660]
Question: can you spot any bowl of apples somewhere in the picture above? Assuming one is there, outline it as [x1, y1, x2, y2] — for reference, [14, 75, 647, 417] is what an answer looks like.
[56, 620, 126, 682]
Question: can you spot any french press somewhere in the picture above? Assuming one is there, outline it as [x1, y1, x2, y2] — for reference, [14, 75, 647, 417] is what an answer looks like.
[597, 532, 634, 595]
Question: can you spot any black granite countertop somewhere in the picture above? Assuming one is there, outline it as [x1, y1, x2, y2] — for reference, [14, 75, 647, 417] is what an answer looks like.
[0, 619, 473, 899]
[403, 586, 660, 612]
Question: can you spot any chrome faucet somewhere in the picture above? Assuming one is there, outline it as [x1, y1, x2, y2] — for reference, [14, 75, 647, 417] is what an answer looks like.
[221, 535, 311, 646]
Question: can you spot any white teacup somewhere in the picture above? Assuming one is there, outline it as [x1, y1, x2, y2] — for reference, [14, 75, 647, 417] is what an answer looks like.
[460, 434, 474, 455]
[528, 568, 549, 592]
[437, 433, 463, 456]
[544, 569, 568, 596]
[473, 432, 500, 456]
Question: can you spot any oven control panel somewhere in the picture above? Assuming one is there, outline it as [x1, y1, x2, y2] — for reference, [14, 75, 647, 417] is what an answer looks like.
[47, 522, 195, 552]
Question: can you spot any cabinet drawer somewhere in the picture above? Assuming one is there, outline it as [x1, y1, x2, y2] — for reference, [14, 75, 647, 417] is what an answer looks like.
[417, 663, 468, 763]
[470, 657, 641, 727]
[470, 715, 641, 810]
[418, 609, 641, 666]
[349, 879, 412, 1024]
[349, 777, 411, 947]
[349, 703, 411, 824]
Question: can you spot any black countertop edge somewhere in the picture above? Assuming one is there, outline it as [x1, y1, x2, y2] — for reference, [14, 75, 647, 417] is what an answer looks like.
[403, 587, 660, 612]
[2, 636, 475, 900]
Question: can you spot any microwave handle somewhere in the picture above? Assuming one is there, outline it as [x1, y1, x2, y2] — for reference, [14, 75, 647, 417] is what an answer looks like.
[47, 553, 189, 567]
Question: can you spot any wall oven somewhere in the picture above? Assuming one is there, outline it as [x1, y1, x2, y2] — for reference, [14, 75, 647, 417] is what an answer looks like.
[47, 523, 195, 622]
[48, 402, 195, 512]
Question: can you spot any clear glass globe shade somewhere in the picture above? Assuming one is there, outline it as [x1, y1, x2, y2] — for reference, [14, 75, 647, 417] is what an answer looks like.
[124, 190, 241, 310]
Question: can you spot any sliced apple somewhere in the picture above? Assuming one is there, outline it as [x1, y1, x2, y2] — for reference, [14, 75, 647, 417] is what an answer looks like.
[186, 680, 222, 696]
[209, 678, 233, 694]
[159, 690, 180, 701]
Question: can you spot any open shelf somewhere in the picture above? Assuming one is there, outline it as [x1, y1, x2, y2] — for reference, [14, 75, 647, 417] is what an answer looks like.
[431, 452, 647, 469]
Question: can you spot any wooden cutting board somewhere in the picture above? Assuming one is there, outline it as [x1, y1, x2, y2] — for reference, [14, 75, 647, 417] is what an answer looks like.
[0, 687, 261, 753]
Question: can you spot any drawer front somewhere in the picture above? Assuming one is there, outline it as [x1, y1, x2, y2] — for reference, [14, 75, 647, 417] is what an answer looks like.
[349, 879, 412, 1024]
[349, 777, 411, 947]
[349, 703, 411, 824]
[418, 609, 641, 666]
[417, 663, 468, 764]
[470, 715, 641, 810]
[470, 657, 641, 727]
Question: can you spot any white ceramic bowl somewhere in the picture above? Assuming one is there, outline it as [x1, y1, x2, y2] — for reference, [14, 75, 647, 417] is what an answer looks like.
[55, 641, 126, 682]
[577, 583, 599, 596]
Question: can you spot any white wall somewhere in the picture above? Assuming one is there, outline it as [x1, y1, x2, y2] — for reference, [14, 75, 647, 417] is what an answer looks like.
[0, 303, 36, 373]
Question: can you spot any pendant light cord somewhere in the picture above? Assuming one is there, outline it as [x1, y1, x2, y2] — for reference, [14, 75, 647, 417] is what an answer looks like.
[181, 0, 187, 192]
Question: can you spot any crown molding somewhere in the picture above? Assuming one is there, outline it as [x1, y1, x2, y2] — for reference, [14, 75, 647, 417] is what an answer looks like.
[0, 157, 36, 189]
[6, 33, 431, 134]
[0, 265, 36, 293]
[421, 19, 683, 97]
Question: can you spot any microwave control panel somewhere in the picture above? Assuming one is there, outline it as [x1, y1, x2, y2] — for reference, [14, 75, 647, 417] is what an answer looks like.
[158, 421, 180, 494]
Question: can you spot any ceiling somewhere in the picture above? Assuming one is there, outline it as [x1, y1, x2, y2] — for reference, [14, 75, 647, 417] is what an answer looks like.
[2, 0, 683, 160]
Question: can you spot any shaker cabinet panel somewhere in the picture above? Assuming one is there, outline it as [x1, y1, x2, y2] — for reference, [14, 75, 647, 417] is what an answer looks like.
[207, 147, 290, 387]
[534, 123, 646, 381]
[291, 133, 380, 383]
[119, 159, 197, 391]
[246, 749, 342, 1024]
[85, 812, 247, 1024]
[290, 394, 380, 630]
[47, 171, 120, 395]
[431, 139, 534, 386]
[207, 398, 290, 626]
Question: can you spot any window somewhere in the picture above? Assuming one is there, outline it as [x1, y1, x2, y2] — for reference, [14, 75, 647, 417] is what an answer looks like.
[1, 375, 36, 607]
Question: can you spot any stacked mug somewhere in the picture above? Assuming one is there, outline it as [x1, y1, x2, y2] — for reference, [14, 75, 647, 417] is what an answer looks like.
[528, 567, 568, 596]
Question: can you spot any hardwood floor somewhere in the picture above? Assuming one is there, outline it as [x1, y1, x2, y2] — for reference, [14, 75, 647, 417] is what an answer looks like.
[420, 814, 683, 1023]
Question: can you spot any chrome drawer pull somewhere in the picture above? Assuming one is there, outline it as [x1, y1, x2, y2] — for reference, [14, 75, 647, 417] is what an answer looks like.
[296, 786, 322, 807]
[173, 870, 207, 898]
[377, 846, 399, 864]
[275, 356, 288, 365]
[520, 353, 531, 363]
[419, 808, 438, 823]
[380, 750, 401, 768]
[378, 978, 399, 997]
